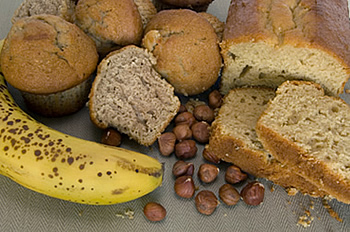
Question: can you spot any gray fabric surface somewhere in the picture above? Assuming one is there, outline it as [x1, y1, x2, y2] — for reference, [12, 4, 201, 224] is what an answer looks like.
[0, 0, 349, 231]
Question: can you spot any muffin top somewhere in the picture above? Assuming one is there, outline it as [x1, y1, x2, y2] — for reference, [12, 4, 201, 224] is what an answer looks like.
[0, 14, 98, 94]
[142, 9, 222, 96]
[75, 0, 143, 54]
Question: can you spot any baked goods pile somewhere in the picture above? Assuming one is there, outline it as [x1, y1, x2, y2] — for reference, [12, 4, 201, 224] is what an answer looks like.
[0, 0, 349, 205]
[206, 0, 350, 204]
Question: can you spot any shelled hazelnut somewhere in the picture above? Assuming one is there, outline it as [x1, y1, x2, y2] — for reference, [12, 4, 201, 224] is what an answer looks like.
[208, 89, 223, 109]
[175, 140, 197, 159]
[174, 175, 196, 198]
[173, 124, 192, 141]
[240, 181, 265, 206]
[219, 184, 240, 206]
[193, 105, 215, 123]
[225, 165, 248, 184]
[202, 147, 221, 164]
[158, 132, 177, 156]
[172, 160, 194, 177]
[191, 121, 210, 143]
[174, 111, 196, 127]
[101, 128, 122, 146]
[198, 163, 219, 183]
[143, 202, 167, 222]
[195, 190, 218, 215]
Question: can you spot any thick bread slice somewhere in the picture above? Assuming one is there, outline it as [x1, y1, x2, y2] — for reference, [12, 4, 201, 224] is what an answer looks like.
[207, 87, 326, 197]
[256, 81, 350, 204]
[220, 0, 350, 96]
[89, 45, 180, 146]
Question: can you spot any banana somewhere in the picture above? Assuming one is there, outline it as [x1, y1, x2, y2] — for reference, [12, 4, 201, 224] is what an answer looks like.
[0, 44, 163, 205]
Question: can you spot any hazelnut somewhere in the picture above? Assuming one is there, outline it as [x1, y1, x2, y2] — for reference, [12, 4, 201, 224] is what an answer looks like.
[193, 105, 215, 123]
[143, 202, 166, 222]
[219, 184, 240, 206]
[158, 132, 176, 156]
[198, 163, 219, 183]
[191, 121, 210, 143]
[208, 89, 223, 109]
[240, 181, 265, 206]
[174, 175, 195, 198]
[172, 160, 194, 177]
[202, 147, 221, 164]
[195, 190, 218, 215]
[173, 124, 192, 141]
[178, 104, 187, 113]
[101, 128, 122, 146]
[225, 165, 247, 184]
[174, 111, 196, 127]
[175, 140, 197, 159]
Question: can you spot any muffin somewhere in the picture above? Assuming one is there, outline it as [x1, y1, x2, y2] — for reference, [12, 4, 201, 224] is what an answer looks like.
[133, 0, 158, 28]
[153, 0, 214, 12]
[11, 0, 76, 23]
[0, 14, 98, 117]
[142, 9, 222, 96]
[198, 12, 225, 41]
[75, 0, 144, 56]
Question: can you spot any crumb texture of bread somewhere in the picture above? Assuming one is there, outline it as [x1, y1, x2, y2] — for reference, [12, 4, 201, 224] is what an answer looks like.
[256, 81, 350, 203]
[89, 46, 180, 146]
[12, 0, 76, 23]
[133, 0, 157, 28]
[75, 0, 143, 55]
[207, 87, 326, 197]
[220, 0, 350, 96]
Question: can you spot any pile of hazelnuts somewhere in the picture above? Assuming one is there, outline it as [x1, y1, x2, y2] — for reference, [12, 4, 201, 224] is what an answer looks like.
[143, 90, 265, 221]
[100, 90, 265, 222]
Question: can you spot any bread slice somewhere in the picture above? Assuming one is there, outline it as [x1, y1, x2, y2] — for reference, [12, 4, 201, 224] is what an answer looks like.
[89, 45, 180, 146]
[207, 87, 326, 197]
[220, 0, 350, 96]
[256, 81, 350, 204]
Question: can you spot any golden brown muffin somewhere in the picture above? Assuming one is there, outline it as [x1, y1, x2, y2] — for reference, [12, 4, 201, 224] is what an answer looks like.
[0, 14, 98, 117]
[198, 12, 224, 41]
[75, 0, 143, 56]
[133, 0, 157, 28]
[142, 9, 222, 96]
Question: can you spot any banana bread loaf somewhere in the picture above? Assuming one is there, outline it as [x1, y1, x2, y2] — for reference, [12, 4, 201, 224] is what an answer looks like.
[220, 0, 350, 96]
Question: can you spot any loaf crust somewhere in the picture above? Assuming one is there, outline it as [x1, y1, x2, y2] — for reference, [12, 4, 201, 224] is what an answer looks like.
[220, 0, 350, 96]
[256, 81, 350, 204]
[207, 87, 326, 197]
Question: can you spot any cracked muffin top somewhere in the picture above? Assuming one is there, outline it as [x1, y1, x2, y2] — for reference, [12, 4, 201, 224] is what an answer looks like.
[142, 9, 222, 96]
[0, 14, 98, 94]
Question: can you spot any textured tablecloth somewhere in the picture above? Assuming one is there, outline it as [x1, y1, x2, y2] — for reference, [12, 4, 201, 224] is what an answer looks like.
[0, 0, 349, 231]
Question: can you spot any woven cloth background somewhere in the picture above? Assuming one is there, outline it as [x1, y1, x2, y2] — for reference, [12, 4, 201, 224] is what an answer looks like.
[0, 0, 349, 231]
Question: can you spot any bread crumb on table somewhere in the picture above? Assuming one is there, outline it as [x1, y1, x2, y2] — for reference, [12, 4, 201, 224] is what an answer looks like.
[322, 199, 343, 223]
